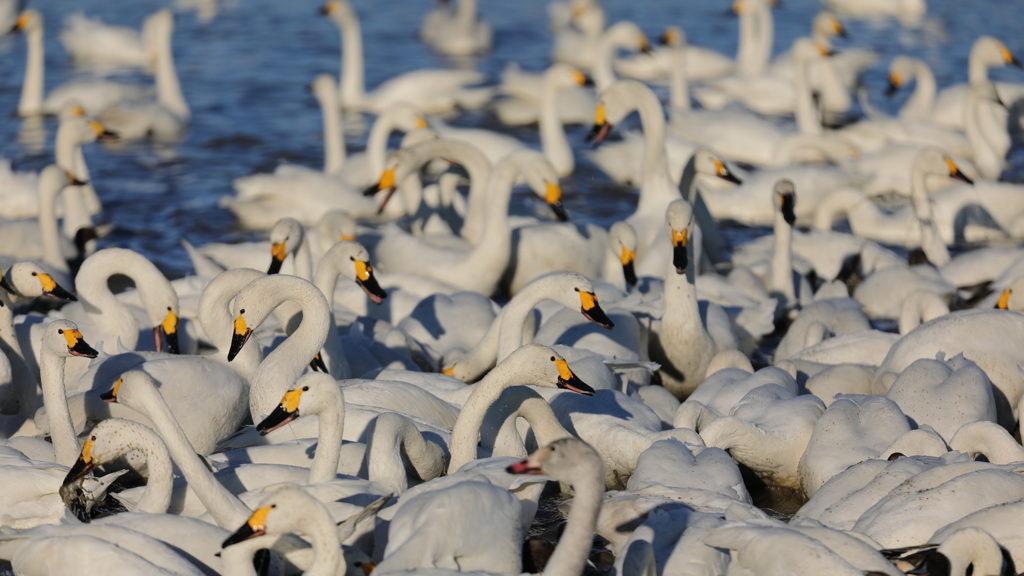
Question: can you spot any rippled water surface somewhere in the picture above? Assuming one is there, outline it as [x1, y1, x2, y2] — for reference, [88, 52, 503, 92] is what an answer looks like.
[1, 0, 1023, 277]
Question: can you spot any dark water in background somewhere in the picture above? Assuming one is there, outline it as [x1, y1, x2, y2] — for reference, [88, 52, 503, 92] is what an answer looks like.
[1, 0, 1022, 278]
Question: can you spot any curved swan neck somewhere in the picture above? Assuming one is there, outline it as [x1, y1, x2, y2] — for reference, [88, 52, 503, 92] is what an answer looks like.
[949, 422, 1024, 464]
[542, 459, 605, 576]
[335, 11, 365, 106]
[770, 210, 795, 302]
[495, 275, 571, 361]
[902, 61, 936, 119]
[198, 269, 265, 380]
[128, 424, 175, 514]
[400, 141, 492, 246]
[318, 84, 345, 175]
[483, 387, 572, 458]
[365, 412, 441, 494]
[630, 86, 674, 215]
[910, 162, 950, 266]
[19, 20, 44, 116]
[124, 376, 251, 528]
[940, 529, 1004, 576]
[39, 349, 78, 466]
[75, 250, 167, 352]
[153, 20, 189, 119]
[308, 388, 344, 484]
[540, 73, 573, 177]
[366, 112, 399, 177]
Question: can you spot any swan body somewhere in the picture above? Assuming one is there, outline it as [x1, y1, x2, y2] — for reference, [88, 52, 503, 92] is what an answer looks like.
[59, 12, 153, 69]
[420, 0, 492, 56]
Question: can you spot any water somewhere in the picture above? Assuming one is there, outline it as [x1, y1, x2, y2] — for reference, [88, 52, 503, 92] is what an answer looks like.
[0, 0, 1022, 278]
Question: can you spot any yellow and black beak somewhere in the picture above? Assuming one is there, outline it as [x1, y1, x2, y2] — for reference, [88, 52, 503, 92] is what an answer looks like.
[309, 352, 329, 374]
[551, 356, 595, 395]
[353, 258, 387, 304]
[89, 121, 119, 142]
[577, 288, 614, 329]
[154, 308, 180, 354]
[364, 168, 399, 214]
[267, 242, 287, 275]
[833, 19, 847, 39]
[779, 192, 797, 226]
[1001, 45, 1023, 69]
[62, 437, 96, 487]
[620, 246, 637, 287]
[713, 159, 742, 184]
[61, 328, 99, 358]
[997, 289, 1012, 310]
[257, 387, 304, 434]
[227, 314, 253, 362]
[12, 12, 28, 33]
[639, 34, 652, 55]
[945, 157, 973, 185]
[586, 103, 612, 146]
[34, 272, 78, 301]
[886, 72, 902, 97]
[671, 228, 689, 274]
[223, 506, 272, 548]
[319, 1, 339, 16]
[544, 182, 568, 222]
[99, 377, 122, 402]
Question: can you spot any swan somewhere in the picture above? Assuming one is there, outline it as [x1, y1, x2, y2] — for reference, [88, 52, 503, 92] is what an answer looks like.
[885, 355, 997, 441]
[822, 0, 925, 25]
[420, 0, 492, 56]
[648, 200, 740, 399]
[767, 12, 878, 94]
[96, 10, 190, 142]
[549, 0, 607, 71]
[0, 158, 42, 220]
[322, 0, 491, 114]
[930, 36, 1023, 130]
[0, 166, 80, 277]
[911, 528, 1017, 576]
[188, 218, 314, 281]
[14, 10, 149, 117]
[885, 55, 938, 121]
[373, 149, 560, 296]
[964, 81, 1011, 180]
[674, 366, 797, 430]
[0, 532, 202, 576]
[627, 438, 752, 505]
[930, 508, 1024, 571]
[59, 10, 155, 69]
[442, 272, 614, 382]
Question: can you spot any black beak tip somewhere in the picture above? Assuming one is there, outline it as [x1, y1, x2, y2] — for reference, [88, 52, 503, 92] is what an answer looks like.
[558, 375, 596, 396]
[362, 183, 381, 197]
[885, 82, 898, 97]
[582, 305, 615, 330]
[267, 258, 283, 275]
[550, 201, 569, 222]
[1012, 57, 1023, 69]
[581, 76, 594, 87]
[623, 261, 638, 286]
[165, 331, 181, 355]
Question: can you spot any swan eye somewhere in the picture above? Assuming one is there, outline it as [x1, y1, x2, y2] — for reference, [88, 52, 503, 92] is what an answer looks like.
[239, 309, 245, 314]
[31, 272, 37, 276]
[58, 329, 63, 334]
[167, 306, 171, 311]
[302, 386, 309, 391]
[550, 356, 555, 361]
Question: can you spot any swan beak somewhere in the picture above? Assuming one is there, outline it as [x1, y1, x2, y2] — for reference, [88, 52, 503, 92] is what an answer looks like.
[571, 70, 593, 87]
[832, 20, 847, 39]
[671, 228, 688, 274]
[155, 308, 180, 354]
[780, 192, 797, 226]
[354, 259, 387, 304]
[507, 445, 552, 474]
[35, 272, 76, 301]
[885, 75, 901, 97]
[442, 365, 456, 377]
[309, 353, 329, 374]
[364, 167, 396, 197]
[257, 388, 303, 434]
[1001, 46, 1023, 68]
[586, 103, 612, 146]
[66, 170, 89, 187]
[62, 438, 96, 487]
[228, 314, 253, 362]
[577, 288, 614, 329]
[545, 182, 569, 221]
[89, 121, 118, 142]
[267, 243, 287, 275]
[552, 356, 596, 395]
[357, 562, 376, 576]
[319, 1, 339, 16]
[62, 329, 99, 358]
[0, 270, 14, 294]
[223, 506, 271, 548]
[13, 13, 28, 32]
[99, 378, 122, 402]
[997, 289, 1012, 310]
[621, 246, 638, 286]
[945, 157, 973, 185]
[638, 35, 652, 55]
[713, 159, 742, 184]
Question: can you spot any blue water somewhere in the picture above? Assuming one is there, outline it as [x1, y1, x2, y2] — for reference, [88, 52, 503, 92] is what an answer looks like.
[0, 0, 1022, 278]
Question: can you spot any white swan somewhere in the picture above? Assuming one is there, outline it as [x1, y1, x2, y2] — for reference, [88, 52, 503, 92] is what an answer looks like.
[0, 166, 79, 276]
[14, 10, 148, 117]
[188, 217, 314, 281]
[931, 36, 1023, 129]
[885, 355, 997, 441]
[322, 0, 491, 114]
[96, 10, 190, 141]
[373, 148, 560, 296]
[649, 200, 740, 399]
[420, 0, 492, 56]
[822, 0, 925, 25]
[59, 11, 154, 69]
[885, 55, 938, 121]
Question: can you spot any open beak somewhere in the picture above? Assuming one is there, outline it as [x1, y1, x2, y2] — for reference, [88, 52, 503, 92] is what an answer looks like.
[354, 259, 387, 304]
[309, 353, 329, 374]
[780, 193, 797, 226]
[586, 122, 612, 146]
[578, 289, 614, 329]
[257, 389, 302, 434]
[154, 309, 180, 354]
[506, 458, 544, 475]
[671, 228, 688, 274]
[553, 357, 596, 395]
[227, 315, 253, 362]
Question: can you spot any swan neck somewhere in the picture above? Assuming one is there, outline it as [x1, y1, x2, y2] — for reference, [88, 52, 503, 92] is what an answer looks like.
[541, 466, 604, 576]
[365, 112, 396, 176]
[540, 75, 573, 177]
[154, 32, 190, 119]
[0, 305, 37, 416]
[668, 43, 690, 113]
[438, 144, 491, 245]
[903, 63, 936, 119]
[302, 508, 343, 576]
[593, 33, 620, 91]
[38, 182, 70, 273]
[134, 430, 175, 514]
[308, 390, 345, 484]
[39, 351, 78, 466]
[794, 56, 822, 136]
[494, 272, 555, 361]
[337, 14, 365, 105]
[633, 88, 674, 214]
[19, 25, 44, 116]
[319, 89, 346, 174]
[770, 212, 795, 301]
[448, 360, 529, 472]
[295, 238, 314, 283]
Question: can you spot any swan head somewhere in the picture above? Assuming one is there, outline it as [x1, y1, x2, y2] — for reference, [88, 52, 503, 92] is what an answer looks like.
[12, 10, 41, 34]
[267, 218, 306, 275]
[0, 262, 77, 301]
[320, 0, 356, 26]
[812, 12, 846, 43]
[365, 132, 448, 213]
[62, 418, 162, 489]
[44, 320, 99, 359]
[603, 21, 651, 55]
[544, 64, 592, 90]
[223, 489, 331, 548]
[499, 344, 595, 395]
[57, 101, 88, 124]
[308, 73, 338, 105]
[914, 149, 973, 187]
[666, 200, 694, 274]
[995, 277, 1024, 311]
[972, 36, 1022, 70]
[792, 37, 833, 64]
[693, 150, 742, 184]
[511, 150, 568, 222]
[772, 179, 797, 227]
[908, 527, 1012, 576]
[322, 241, 387, 304]
[317, 210, 357, 242]
[660, 26, 685, 48]
[507, 438, 605, 487]
[608, 222, 638, 286]
[76, 117, 119, 144]
[887, 56, 924, 97]
[587, 79, 655, 145]
[257, 373, 341, 435]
